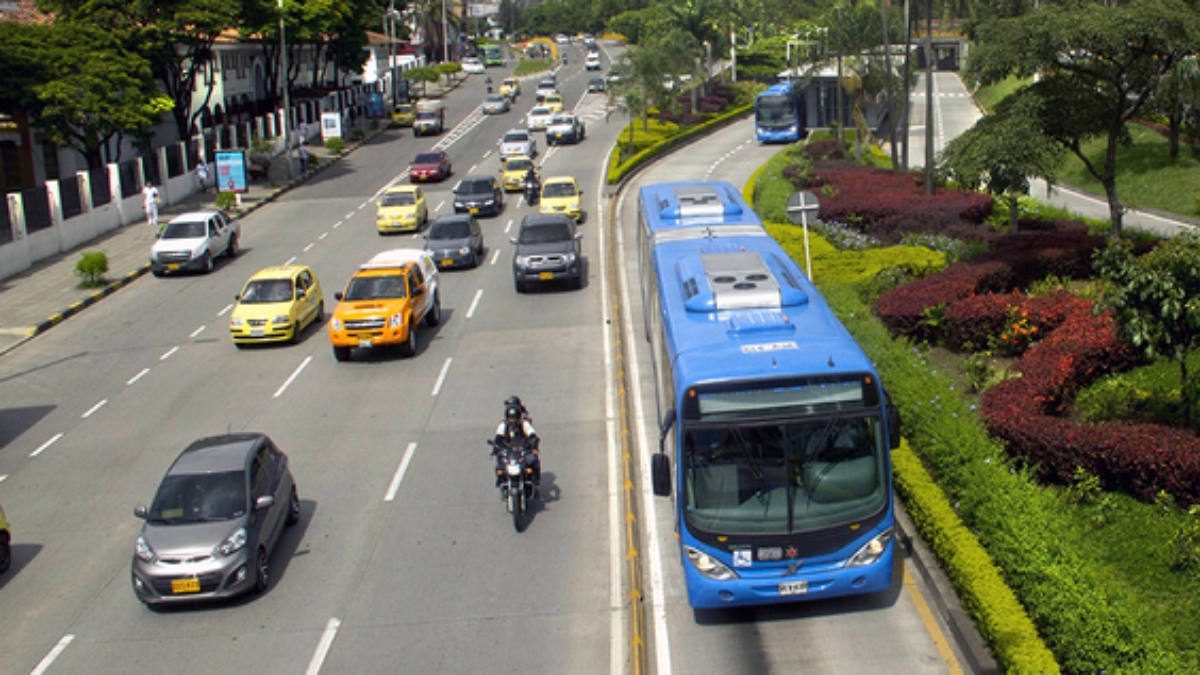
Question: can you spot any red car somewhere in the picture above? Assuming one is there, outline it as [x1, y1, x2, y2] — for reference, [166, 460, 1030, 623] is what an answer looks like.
[409, 150, 452, 183]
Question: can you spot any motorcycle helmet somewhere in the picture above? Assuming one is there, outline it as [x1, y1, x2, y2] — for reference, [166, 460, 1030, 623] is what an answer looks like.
[505, 405, 522, 423]
[505, 395, 523, 409]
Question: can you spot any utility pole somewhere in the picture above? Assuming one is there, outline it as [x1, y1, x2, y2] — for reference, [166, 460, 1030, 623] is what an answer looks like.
[279, 0, 292, 179]
[923, 0, 934, 195]
[442, 0, 449, 63]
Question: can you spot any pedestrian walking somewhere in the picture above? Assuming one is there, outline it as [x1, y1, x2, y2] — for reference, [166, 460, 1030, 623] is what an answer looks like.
[298, 143, 309, 174]
[142, 183, 160, 228]
[194, 161, 209, 193]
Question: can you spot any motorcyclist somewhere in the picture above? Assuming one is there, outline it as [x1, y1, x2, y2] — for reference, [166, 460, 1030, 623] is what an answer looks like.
[493, 403, 540, 489]
[485, 75, 493, 94]
[505, 395, 532, 423]
[523, 167, 540, 203]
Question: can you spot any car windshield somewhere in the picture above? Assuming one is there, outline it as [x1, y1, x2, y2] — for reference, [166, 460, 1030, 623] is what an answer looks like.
[538, 81, 555, 89]
[530, 108, 550, 116]
[382, 192, 416, 206]
[160, 220, 206, 239]
[240, 279, 294, 304]
[519, 222, 571, 244]
[506, 158, 533, 172]
[415, 112, 438, 120]
[458, 179, 493, 195]
[430, 220, 472, 239]
[486, 96, 506, 104]
[503, 132, 528, 143]
[413, 153, 442, 165]
[148, 471, 247, 524]
[543, 182, 577, 198]
[551, 115, 573, 125]
[344, 274, 407, 300]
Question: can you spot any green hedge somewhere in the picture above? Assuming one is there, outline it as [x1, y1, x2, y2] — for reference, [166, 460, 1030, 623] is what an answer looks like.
[606, 104, 752, 184]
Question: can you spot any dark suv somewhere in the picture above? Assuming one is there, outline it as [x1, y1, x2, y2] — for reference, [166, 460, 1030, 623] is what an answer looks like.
[511, 214, 583, 292]
[453, 175, 505, 217]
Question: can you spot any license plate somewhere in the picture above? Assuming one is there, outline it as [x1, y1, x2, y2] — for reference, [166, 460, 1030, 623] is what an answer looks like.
[539, 272, 554, 280]
[250, 329, 264, 337]
[171, 578, 200, 594]
[168, 264, 180, 271]
[469, 207, 479, 214]
[779, 581, 808, 596]
[441, 259, 453, 266]
[358, 339, 373, 348]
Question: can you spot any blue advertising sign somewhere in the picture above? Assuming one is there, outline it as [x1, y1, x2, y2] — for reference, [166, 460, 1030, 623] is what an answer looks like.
[365, 92, 385, 118]
[215, 151, 248, 193]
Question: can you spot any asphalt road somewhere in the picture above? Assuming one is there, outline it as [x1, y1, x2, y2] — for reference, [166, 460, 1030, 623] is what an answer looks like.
[0, 42, 629, 675]
[612, 120, 972, 674]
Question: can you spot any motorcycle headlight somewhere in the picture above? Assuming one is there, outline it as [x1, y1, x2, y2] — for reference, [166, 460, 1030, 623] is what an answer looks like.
[331, 317, 343, 330]
[506, 463, 521, 476]
[846, 528, 893, 568]
[230, 317, 244, 328]
[135, 535, 155, 563]
[272, 315, 290, 325]
[389, 313, 405, 329]
[217, 527, 247, 557]
[685, 546, 737, 581]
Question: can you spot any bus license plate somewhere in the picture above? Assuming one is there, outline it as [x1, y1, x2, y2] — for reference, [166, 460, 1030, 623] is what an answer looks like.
[539, 272, 554, 280]
[171, 578, 200, 594]
[779, 581, 808, 596]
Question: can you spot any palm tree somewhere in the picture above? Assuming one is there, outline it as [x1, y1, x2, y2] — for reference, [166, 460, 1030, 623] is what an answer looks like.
[1156, 56, 1200, 161]
[405, 0, 461, 63]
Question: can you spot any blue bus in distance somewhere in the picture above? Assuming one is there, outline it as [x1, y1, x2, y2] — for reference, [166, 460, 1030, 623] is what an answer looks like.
[755, 80, 805, 143]
[638, 181, 900, 609]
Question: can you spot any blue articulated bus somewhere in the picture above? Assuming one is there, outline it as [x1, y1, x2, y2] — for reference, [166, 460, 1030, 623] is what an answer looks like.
[754, 80, 805, 143]
[638, 182, 900, 610]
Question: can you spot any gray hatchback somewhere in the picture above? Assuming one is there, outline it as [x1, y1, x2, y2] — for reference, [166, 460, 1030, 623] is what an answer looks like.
[131, 433, 299, 607]
[425, 214, 485, 269]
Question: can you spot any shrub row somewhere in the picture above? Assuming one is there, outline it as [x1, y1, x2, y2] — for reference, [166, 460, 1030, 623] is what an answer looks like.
[606, 104, 753, 184]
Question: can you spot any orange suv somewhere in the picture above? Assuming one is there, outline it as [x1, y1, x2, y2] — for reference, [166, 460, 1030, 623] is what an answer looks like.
[328, 250, 442, 362]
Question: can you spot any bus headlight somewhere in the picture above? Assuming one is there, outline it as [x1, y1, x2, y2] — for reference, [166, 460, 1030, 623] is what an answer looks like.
[846, 528, 893, 568]
[685, 546, 737, 581]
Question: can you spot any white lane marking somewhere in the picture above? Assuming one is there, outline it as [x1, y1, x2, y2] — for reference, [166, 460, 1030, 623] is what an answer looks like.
[189, 325, 206, 339]
[285, 256, 297, 266]
[358, 202, 369, 210]
[0, 475, 6, 484]
[469, 163, 478, 173]
[274, 356, 313, 398]
[305, 617, 342, 675]
[218, 303, 234, 317]
[31, 634, 75, 675]
[127, 368, 151, 386]
[482, 149, 493, 160]
[489, 249, 501, 266]
[333, 220, 344, 229]
[504, 219, 513, 234]
[466, 289, 484, 319]
[345, 211, 356, 220]
[385, 442, 419, 502]
[160, 346, 179, 361]
[30, 433, 64, 458]
[436, 200, 445, 212]
[319, 232, 329, 240]
[614, 184, 672, 675]
[518, 196, 525, 208]
[304, 243, 315, 252]
[431, 358, 453, 397]
[81, 400, 108, 418]
[598, 161, 623, 675]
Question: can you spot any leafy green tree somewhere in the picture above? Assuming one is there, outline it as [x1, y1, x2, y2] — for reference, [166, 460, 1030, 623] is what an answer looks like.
[1095, 232, 1200, 429]
[938, 93, 1063, 232]
[406, 65, 441, 96]
[968, 0, 1200, 237]
[1152, 56, 1200, 162]
[0, 20, 170, 167]
[817, 1, 882, 146]
[39, 0, 239, 141]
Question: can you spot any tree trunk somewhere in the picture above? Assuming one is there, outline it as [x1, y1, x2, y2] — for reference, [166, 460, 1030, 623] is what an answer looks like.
[836, 55, 845, 145]
[902, 0, 912, 172]
[1009, 194, 1019, 233]
[881, 0, 898, 173]
[1103, 129, 1124, 237]
[1168, 105, 1182, 160]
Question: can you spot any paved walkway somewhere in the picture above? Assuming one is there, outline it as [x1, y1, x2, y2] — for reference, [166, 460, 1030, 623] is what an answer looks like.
[0, 77, 469, 356]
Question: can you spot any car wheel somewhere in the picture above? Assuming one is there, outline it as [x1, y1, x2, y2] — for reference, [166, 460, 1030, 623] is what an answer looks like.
[573, 274, 583, 290]
[234, 341, 247, 350]
[227, 235, 239, 258]
[151, 268, 164, 278]
[426, 291, 442, 327]
[254, 547, 270, 593]
[333, 346, 351, 362]
[399, 325, 418, 357]
[201, 252, 213, 274]
[286, 487, 301, 527]
[315, 301, 325, 324]
[0, 536, 10, 574]
[515, 279, 526, 293]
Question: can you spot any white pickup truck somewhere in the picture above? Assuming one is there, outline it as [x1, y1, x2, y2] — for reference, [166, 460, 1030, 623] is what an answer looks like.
[150, 210, 240, 276]
[413, 99, 445, 136]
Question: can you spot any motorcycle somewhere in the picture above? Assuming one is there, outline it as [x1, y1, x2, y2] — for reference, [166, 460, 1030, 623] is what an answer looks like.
[523, 179, 540, 206]
[489, 438, 536, 532]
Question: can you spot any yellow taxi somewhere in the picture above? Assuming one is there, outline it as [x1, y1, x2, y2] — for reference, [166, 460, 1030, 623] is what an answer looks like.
[540, 176, 583, 221]
[376, 185, 428, 234]
[230, 265, 325, 346]
[543, 93, 564, 113]
[499, 77, 520, 99]
[391, 102, 415, 127]
[501, 156, 537, 192]
[0, 502, 10, 574]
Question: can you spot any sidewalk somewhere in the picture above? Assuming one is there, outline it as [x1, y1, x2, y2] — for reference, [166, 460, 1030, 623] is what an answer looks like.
[0, 79, 471, 357]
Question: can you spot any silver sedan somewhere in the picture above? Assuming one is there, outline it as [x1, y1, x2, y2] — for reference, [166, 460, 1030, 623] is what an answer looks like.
[482, 94, 511, 115]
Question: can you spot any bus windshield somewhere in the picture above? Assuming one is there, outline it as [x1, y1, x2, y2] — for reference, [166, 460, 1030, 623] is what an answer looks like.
[682, 414, 886, 535]
[756, 95, 797, 128]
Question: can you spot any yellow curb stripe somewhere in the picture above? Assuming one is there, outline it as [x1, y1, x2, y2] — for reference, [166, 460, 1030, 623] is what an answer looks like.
[903, 567, 965, 675]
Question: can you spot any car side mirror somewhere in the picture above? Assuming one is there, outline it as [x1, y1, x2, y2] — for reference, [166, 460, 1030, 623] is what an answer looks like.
[134, 504, 148, 519]
[509, 237, 518, 245]
[574, 233, 583, 240]
[334, 292, 344, 301]
[651, 453, 671, 497]
[234, 294, 240, 302]
[255, 495, 275, 511]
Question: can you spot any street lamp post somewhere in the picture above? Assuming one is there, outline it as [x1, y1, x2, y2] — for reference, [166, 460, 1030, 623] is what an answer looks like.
[279, 0, 292, 179]
[441, 0, 448, 63]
